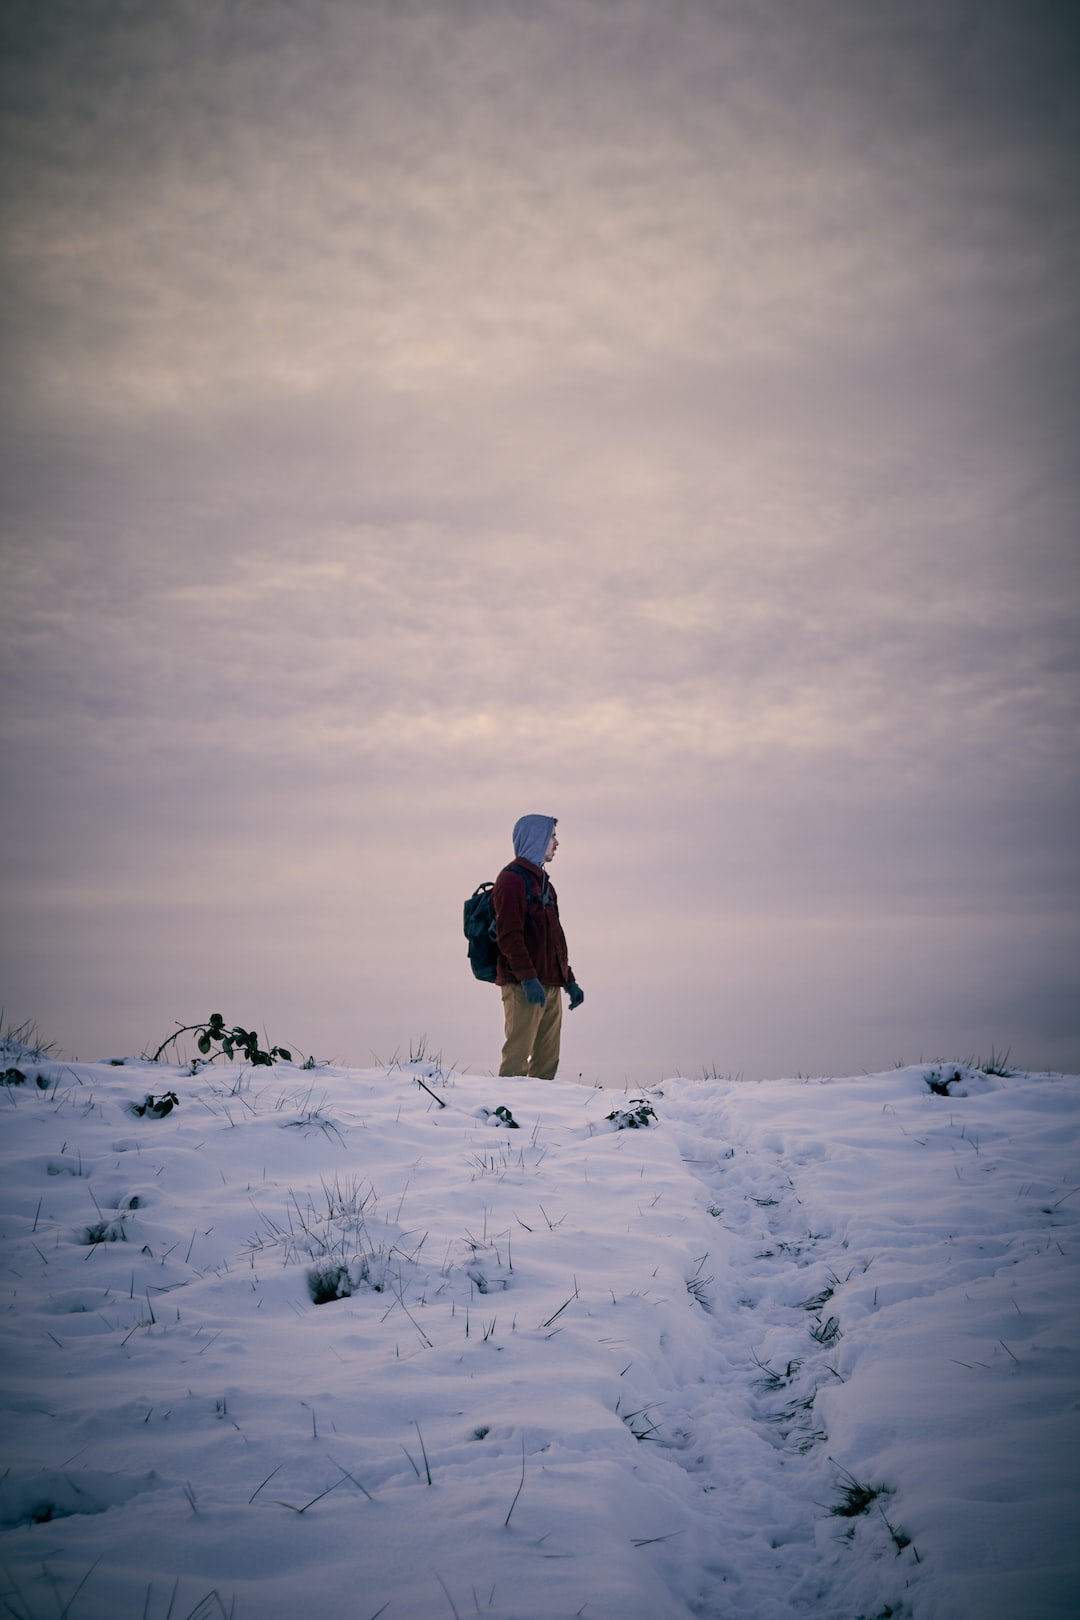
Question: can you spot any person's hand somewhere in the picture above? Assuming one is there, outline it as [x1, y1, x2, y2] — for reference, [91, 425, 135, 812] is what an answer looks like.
[567, 980, 584, 1010]
[521, 978, 546, 1006]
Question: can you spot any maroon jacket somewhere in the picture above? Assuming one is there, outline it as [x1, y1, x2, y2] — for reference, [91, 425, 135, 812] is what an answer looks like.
[492, 859, 573, 989]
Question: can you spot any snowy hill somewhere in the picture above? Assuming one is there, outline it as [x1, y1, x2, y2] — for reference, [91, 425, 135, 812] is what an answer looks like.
[1, 1037, 1077, 1619]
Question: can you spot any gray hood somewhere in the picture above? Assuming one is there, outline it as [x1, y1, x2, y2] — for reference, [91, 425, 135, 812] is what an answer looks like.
[512, 814, 556, 866]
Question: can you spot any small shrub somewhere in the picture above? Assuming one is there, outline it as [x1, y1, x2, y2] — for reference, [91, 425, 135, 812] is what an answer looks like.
[151, 1014, 292, 1067]
[307, 1254, 387, 1304]
[925, 1068, 962, 1097]
[606, 1099, 657, 1129]
[308, 1263, 354, 1304]
[129, 1091, 179, 1118]
[82, 1219, 126, 1245]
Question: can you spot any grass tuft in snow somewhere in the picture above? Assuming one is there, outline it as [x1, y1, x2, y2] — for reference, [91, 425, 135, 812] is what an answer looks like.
[620, 1402, 664, 1442]
[830, 1477, 883, 1517]
[809, 1313, 842, 1347]
[686, 1254, 714, 1311]
[751, 1352, 801, 1390]
[826, 1464, 910, 1548]
[798, 1283, 836, 1312]
[0, 1013, 58, 1062]
[974, 1046, 1014, 1076]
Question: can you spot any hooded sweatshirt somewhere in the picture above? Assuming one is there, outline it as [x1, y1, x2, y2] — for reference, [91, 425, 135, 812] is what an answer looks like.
[512, 813, 556, 866]
[493, 815, 572, 988]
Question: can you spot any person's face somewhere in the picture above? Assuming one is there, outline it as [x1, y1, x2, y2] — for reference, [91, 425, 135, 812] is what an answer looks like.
[544, 830, 559, 863]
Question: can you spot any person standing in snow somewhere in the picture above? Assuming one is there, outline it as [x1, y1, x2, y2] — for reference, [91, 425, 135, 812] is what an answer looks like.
[493, 814, 584, 1079]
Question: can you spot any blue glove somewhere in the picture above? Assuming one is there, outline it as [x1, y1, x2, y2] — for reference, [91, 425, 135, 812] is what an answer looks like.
[567, 980, 584, 1011]
[521, 978, 547, 1006]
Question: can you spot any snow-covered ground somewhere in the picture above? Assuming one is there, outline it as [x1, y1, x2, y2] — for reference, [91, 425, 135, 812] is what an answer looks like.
[1, 1033, 1077, 1620]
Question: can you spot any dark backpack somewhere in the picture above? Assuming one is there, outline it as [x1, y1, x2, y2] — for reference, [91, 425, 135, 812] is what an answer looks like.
[464, 863, 537, 982]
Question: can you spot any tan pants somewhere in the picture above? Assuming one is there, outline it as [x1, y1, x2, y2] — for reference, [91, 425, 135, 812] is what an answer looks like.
[499, 982, 563, 1080]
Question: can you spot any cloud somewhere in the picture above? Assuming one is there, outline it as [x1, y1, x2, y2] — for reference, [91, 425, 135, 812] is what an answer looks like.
[1, 0, 1077, 1076]
[10, 0, 1073, 420]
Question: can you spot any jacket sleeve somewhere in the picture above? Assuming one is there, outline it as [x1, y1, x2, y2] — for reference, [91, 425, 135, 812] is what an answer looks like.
[492, 868, 536, 982]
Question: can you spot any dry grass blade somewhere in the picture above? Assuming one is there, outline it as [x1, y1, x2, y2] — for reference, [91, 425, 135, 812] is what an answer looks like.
[504, 1436, 527, 1528]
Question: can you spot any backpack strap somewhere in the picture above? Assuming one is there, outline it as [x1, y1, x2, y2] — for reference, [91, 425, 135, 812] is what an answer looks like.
[504, 861, 551, 906]
[503, 861, 535, 901]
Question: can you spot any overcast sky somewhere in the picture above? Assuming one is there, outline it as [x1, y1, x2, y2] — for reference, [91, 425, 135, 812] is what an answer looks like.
[2, 0, 1078, 1084]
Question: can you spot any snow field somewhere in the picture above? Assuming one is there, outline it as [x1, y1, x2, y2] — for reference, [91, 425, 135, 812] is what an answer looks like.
[0, 1046, 1077, 1619]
